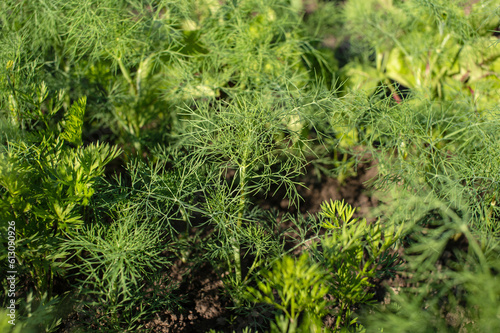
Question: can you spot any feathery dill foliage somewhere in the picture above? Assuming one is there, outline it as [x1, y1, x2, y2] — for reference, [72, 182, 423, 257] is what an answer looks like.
[337, 94, 500, 329]
[96, 147, 207, 238]
[324, 0, 500, 330]
[179, 86, 337, 301]
[340, 91, 500, 233]
[182, 90, 311, 203]
[1, 0, 194, 150]
[360, 189, 500, 333]
[63, 210, 171, 331]
[332, 0, 500, 234]
[0, 0, 319, 153]
[0, 0, 334, 329]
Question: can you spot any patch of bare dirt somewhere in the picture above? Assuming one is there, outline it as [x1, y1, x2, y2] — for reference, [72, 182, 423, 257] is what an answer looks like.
[257, 157, 379, 219]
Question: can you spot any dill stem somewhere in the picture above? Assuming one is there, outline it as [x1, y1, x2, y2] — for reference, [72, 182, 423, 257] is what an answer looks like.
[116, 57, 138, 96]
[233, 163, 246, 285]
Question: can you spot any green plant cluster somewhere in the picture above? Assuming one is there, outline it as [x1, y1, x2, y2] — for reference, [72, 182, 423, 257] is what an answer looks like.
[247, 200, 403, 332]
[0, 0, 499, 332]
[247, 253, 329, 332]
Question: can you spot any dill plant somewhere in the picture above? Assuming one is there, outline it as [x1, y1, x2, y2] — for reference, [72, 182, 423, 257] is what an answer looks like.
[1, 0, 195, 151]
[321, 0, 500, 233]
[97, 147, 206, 238]
[1, 0, 338, 328]
[360, 190, 500, 332]
[0, 0, 324, 154]
[159, 0, 338, 303]
[322, 1, 500, 330]
[181, 89, 316, 298]
[3, 0, 498, 331]
[62, 209, 171, 331]
[337, 84, 500, 234]
[299, 0, 500, 186]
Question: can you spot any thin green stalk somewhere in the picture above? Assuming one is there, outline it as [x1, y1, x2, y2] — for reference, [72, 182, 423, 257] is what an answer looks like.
[233, 163, 246, 285]
[179, 205, 190, 235]
[116, 56, 138, 97]
[243, 257, 261, 283]
[179, 205, 194, 263]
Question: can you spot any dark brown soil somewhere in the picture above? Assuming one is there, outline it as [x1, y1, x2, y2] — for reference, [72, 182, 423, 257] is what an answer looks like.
[141, 261, 229, 333]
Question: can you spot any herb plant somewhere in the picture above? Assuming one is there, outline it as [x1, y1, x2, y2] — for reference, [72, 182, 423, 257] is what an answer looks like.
[247, 253, 329, 332]
[0, 84, 120, 297]
[63, 210, 170, 330]
[361, 191, 500, 332]
[182, 90, 319, 299]
[313, 200, 403, 330]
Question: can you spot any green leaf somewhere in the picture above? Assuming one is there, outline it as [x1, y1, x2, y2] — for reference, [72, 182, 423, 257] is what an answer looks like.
[60, 96, 86, 147]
